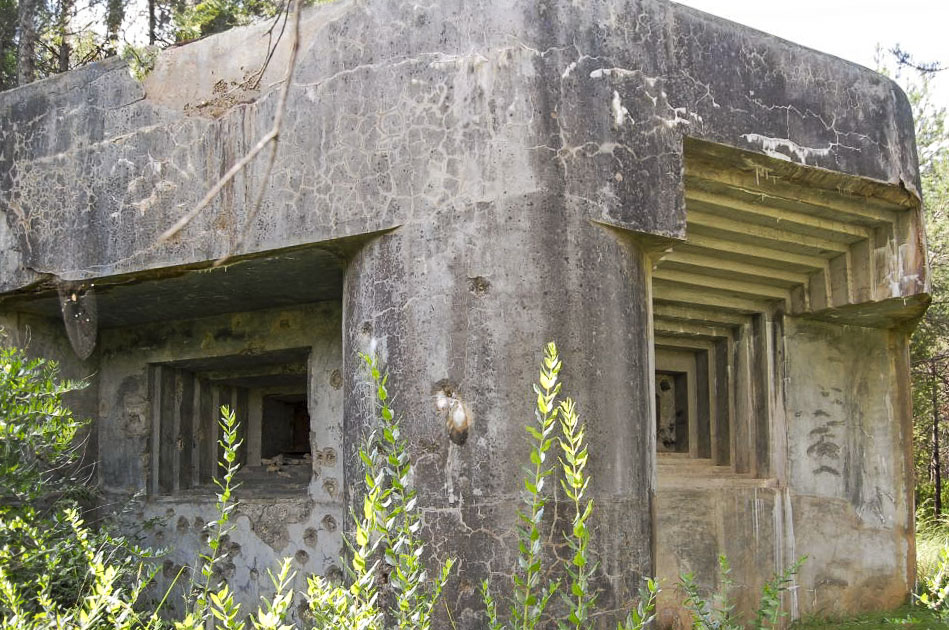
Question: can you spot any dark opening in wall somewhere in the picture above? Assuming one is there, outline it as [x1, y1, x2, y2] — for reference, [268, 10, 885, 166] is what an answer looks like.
[656, 372, 689, 453]
[653, 345, 715, 463]
[149, 347, 312, 495]
[261, 394, 310, 460]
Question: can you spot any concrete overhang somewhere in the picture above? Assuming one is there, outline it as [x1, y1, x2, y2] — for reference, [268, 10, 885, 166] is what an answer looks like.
[0, 243, 345, 329]
[652, 138, 930, 331]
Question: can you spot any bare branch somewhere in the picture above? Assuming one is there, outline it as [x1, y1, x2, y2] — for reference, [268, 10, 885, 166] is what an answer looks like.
[891, 44, 945, 75]
[158, 0, 303, 246]
[251, 1, 292, 90]
[215, 0, 302, 264]
[158, 127, 278, 242]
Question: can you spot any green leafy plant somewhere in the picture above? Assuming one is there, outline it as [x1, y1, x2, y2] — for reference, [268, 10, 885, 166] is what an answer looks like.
[482, 342, 657, 630]
[0, 343, 158, 622]
[170, 406, 243, 630]
[617, 579, 659, 630]
[916, 544, 949, 617]
[0, 346, 88, 503]
[681, 555, 742, 630]
[306, 351, 454, 630]
[0, 391, 305, 630]
[0, 504, 160, 630]
[754, 557, 806, 630]
[483, 342, 562, 630]
[175, 405, 303, 630]
[558, 397, 593, 630]
[120, 45, 158, 81]
[680, 554, 805, 630]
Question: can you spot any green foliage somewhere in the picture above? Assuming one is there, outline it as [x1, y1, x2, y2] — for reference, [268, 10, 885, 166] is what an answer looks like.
[0, 505, 153, 618]
[0, 391, 310, 630]
[914, 505, 949, 618]
[557, 397, 594, 630]
[483, 342, 562, 630]
[680, 556, 742, 630]
[4, 0, 312, 89]
[306, 350, 454, 630]
[680, 554, 805, 630]
[617, 579, 659, 630]
[173, 0, 282, 41]
[251, 559, 295, 630]
[915, 505, 949, 590]
[898, 57, 949, 621]
[916, 543, 949, 617]
[514, 342, 561, 630]
[175, 405, 244, 628]
[754, 557, 807, 630]
[0, 343, 156, 621]
[792, 604, 949, 629]
[482, 342, 657, 630]
[884, 54, 949, 520]
[0, 346, 87, 502]
[120, 45, 158, 81]
[908, 70, 949, 361]
[4, 341, 830, 630]
[0, 507, 159, 630]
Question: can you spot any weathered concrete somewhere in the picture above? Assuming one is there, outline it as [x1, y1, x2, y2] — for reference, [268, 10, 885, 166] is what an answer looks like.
[0, 0, 930, 627]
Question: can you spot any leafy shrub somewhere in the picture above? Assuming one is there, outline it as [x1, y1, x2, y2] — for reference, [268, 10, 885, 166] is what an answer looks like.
[3, 340, 819, 630]
[680, 554, 805, 630]
[914, 502, 949, 609]
[0, 346, 88, 503]
[306, 351, 454, 630]
[0, 402, 301, 630]
[481, 342, 658, 630]
[0, 344, 155, 618]
[0, 342, 456, 630]
[915, 543, 949, 617]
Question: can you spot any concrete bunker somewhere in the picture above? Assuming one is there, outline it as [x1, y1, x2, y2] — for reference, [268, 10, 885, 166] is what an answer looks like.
[0, 0, 931, 626]
[651, 138, 925, 624]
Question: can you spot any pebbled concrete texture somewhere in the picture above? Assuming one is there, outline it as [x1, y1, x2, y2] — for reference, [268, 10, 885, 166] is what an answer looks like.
[0, 0, 929, 627]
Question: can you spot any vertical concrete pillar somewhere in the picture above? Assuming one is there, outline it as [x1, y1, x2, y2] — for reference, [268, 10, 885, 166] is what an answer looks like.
[342, 196, 654, 626]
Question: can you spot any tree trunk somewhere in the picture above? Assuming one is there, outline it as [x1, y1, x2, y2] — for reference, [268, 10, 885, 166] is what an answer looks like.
[56, 0, 73, 73]
[148, 0, 156, 44]
[16, 0, 37, 85]
[932, 364, 942, 518]
[105, 0, 125, 54]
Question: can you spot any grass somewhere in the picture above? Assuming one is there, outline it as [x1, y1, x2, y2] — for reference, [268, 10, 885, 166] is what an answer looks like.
[918, 518, 949, 586]
[792, 606, 949, 630]
[790, 512, 949, 630]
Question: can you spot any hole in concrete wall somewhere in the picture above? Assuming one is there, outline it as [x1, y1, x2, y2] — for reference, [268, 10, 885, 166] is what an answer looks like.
[651, 136, 926, 477]
[654, 348, 713, 463]
[13, 246, 349, 504]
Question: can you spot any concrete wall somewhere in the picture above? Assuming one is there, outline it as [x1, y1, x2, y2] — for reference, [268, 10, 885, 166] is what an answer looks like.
[655, 316, 915, 627]
[0, 0, 923, 292]
[784, 318, 914, 613]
